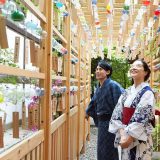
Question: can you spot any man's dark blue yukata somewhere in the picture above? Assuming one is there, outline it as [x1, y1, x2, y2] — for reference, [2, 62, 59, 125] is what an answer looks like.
[86, 78, 124, 160]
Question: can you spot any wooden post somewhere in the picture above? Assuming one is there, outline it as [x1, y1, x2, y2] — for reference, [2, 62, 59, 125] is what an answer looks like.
[76, 21, 81, 159]
[64, 1, 71, 159]
[13, 112, 19, 138]
[41, 0, 53, 159]
[0, 117, 4, 148]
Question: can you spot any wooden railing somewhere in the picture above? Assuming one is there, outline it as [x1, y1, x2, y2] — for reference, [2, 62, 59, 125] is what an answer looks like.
[0, 130, 44, 160]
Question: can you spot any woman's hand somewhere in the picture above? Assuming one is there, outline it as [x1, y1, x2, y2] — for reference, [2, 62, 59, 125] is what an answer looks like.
[118, 129, 135, 148]
[119, 135, 134, 148]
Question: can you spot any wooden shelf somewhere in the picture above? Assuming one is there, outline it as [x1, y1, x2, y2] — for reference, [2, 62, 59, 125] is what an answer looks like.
[6, 19, 40, 44]
[52, 75, 67, 81]
[21, 0, 46, 23]
[0, 65, 45, 79]
[80, 80, 84, 83]
[53, 25, 67, 44]
[71, 53, 78, 59]
[70, 78, 78, 82]
[70, 106, 78, 116]
[71, 45, 78, 55]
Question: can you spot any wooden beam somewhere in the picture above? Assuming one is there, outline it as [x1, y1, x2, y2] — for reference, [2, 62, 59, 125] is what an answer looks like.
[21, 0, 46, 23]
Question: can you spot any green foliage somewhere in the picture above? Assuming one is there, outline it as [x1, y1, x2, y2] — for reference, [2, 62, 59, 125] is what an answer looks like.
[110, 56, 131, 88]
[91, 54, 131, 91]
[0, 75, 18, 84]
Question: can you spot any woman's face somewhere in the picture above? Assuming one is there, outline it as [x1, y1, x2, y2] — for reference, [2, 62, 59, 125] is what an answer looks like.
[130, 60, 147, 81]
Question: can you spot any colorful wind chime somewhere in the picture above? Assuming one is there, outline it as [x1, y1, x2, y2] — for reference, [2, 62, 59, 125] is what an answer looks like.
[52, 38, 68, 55]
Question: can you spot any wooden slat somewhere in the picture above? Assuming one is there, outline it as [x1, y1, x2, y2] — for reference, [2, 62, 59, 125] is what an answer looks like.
[51, 75, 67, 81]
[0, 65, 45, 79]
[70, 78, 78, 82]
[0, 130, 44, 160]
[51, 114, 67, 133]
[32, 149, 36, 160]
[70, 106, 78, 117]
[71, 46, 78, 55]
[71, 53, 78, 59]
[36, 145, 40, 160]
[26, 153, 31, 160]
[6, 20, 40, 44]
[21, 0, 46, 23]
[40, 142, 44, 160]
[53, 25, 67, 44]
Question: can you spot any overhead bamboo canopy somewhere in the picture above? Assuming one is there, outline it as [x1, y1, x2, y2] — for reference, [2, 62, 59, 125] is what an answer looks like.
[80, 0, 160, 59]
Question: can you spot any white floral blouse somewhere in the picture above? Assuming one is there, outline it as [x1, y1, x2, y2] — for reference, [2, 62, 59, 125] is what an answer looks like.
[109, 82, 155, 160]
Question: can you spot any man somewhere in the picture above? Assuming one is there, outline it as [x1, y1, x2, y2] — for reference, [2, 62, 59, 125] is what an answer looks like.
[86, 60, 123, 160]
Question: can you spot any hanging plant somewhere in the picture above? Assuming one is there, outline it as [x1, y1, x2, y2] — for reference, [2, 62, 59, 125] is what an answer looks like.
[0, 49, 19, 67]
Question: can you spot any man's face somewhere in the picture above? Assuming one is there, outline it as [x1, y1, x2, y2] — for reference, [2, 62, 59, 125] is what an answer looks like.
[95, 66, 109, 80]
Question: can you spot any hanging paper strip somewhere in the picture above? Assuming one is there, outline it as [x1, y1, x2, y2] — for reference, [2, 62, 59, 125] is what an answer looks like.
[0, 117, 4, 148]
[52, 96, 57, 116]
[25, 39, 29, 64]
[0, 15, 8, 49]
[30, 40, 36, 66]
[14, 37, 20, 63]
[13, 112, 19, 138]
[71, 0, 92, 40]
[22, 102, 26, 129]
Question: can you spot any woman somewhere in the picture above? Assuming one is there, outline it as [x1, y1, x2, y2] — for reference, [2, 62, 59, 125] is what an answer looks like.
[109, 59, 155, 160]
